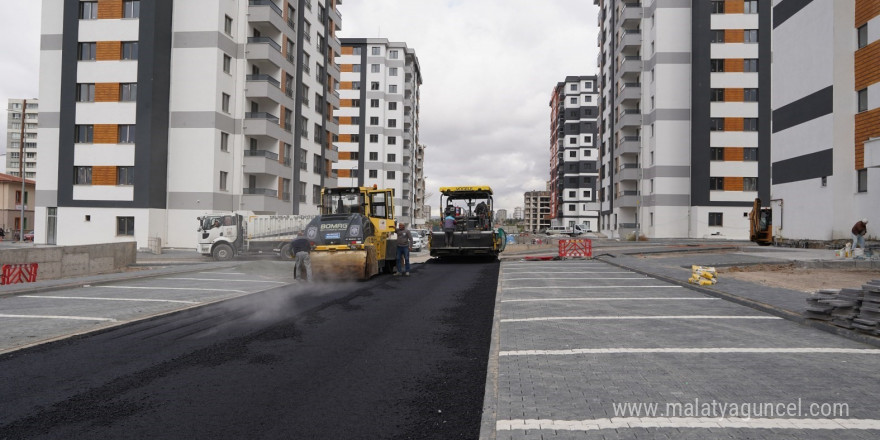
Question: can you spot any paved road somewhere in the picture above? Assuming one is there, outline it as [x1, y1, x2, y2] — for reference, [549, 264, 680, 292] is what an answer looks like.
[0, 258, 498, 439]
[485, 259, 880, 439]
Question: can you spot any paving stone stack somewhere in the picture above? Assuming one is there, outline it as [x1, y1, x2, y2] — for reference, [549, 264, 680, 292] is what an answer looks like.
[804, 289, 839, 321]
[806, 281, 880, 335]
[853, 281, 880, 334]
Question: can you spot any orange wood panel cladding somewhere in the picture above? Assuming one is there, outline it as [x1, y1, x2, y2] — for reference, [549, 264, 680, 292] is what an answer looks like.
[93, 124, 119, 143]
[91, 166, 118, 185]
[856, 0, 880, 27]
[97, 0, 123, 19]
[855, 107, 880, 169]
[96, 41, 121, 61]
[95, 83, 120, 102]
[723, 147, 745, 161]
[725, 0, 744, 14]
[723, 176, 744, 191]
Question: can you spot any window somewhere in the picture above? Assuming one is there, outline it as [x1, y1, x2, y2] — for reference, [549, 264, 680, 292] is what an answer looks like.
[389, 49, 399, 59]
[744, 88, 759, 102]
[387, 153, 396, 162]
[351, 99, 361, 107]
[710, 59, 724, 72]
[388, 136, 396, 145]
[711, 0, 724, 13]
[369, 152, 378, 161]
[858, 89, 868, 112]
[569, 137, 577, 144]
[583, 135, 592, 144]
[78, 42, 96, 61]
[80, 1, 98, 19]
[744, 118, 759, 131]
[858, 24, 868, 49]
[389, 85, 398, 93]
[744, 148, 758, 161]
[710, 88, 724, 102]
[222, 93, 231, 113]
[74, 166, 92, 184]
[224, 15, 233, 35]
[117, 217, 135, 236]
[369, 169, 378, 178]
[744, 30, 759, 43]
[76, 83, 95, 102]
[744, 1, 758, 13]
[313, 154, 322, 173]
[584, 95, 592, 103]
[744, 59, 759, 72]
[743, 177, 758, 191]
[372, 46, 380, 55]
[570, 84, 577, 91]
[858, 169, 868, 192]
[370, 116, 379, 125]
[353, 47, 362, 55]
[387, 170, 396, 179]
[351, 81, 361, 90]
[570, 97, 577, 105]
[223, 54, 231, 73]
[709, 212, 723, 227]
[371, 64, 380, 73]
[389, 67, 398, 76]
[123, 1, 140, 18]
[220, 171, 228, 190]
[369, 134, 379, 143]
[350, 134, 360, 142]
[120, 83, 137, 101]
[710, 147, 724, 161]
[75, 125, 94, 143]
[569, 151, 577, 158]
[388, 102, 397, 110]
[710, 118, 724, 131]
[370, 99, 380, 107]
[388, 119, 397, 128]
[313, 185, 322, 203]
[567, 204, 576, 212]
[117, 167, 134, 185]
[351, 64, 361, 72]
[709, 177, 724, 190]
[711, 30, 725, 43]
[821, 176, 828, 187]
[220, 132, 229, 152]
[118, 125, 136, 143]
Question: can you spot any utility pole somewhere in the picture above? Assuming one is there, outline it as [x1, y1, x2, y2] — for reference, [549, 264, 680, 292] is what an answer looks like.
[18, 99, 26, 242]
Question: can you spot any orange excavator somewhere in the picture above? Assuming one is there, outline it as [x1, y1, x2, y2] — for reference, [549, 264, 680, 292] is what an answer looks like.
[749, 198, 773, 246]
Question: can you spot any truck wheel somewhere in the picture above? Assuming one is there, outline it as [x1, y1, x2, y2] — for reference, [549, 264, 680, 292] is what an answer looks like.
[212, 243, 234, 261]
[279, 243, 294, 260]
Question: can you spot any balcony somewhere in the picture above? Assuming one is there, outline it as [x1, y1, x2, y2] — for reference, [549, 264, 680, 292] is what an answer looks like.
[616, 191, 639, 208]
[247, 1, 284, 32]
[616, 163, 640, 182]
[244, 150, 289, 176]
[618, 30, 641, 52]
[247, 37, 290, 71]
[246, 75, 294, 108]
[618, 56, 642, 77]
[244, 112, 287, 141]
[242, 189, 290, 213]
[620, 3, 643, 28]
[243, 187, 278, 196]
[617, 82, 641, 105]
[617, 109, 642, 128]
[618, 136, 641, 155]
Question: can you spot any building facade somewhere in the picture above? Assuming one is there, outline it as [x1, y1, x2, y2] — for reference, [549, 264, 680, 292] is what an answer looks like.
[549, 76, 600, 232]
[334, 38, 423, 225]
[0, 173, 35, 238]
[523, 190, 551, 233]
[6, 99, 39, 180]
[36, 0, 342, 248]
[596, 0, 771, 239]
[770, 0, 880, 241]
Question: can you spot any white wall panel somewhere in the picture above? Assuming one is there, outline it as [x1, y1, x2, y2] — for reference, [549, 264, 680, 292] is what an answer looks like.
[710, 161, 759, 177]
[78, 19, 140, 42]
[710, 72, 759, 88]
[77, 61, 139, 83]
[710, 102, 759, 117]
[710, 14, 760, 30]
[710, 43, 759, 59]
[74, 102, 137, 124]
[710, 131, 759, 147]
[74, 144, 135, 166]
[72, 185, 134, 201]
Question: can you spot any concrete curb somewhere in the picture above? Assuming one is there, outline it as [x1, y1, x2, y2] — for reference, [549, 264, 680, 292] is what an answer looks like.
[479, 264, 503, 440]
[596, 255, 880, 349]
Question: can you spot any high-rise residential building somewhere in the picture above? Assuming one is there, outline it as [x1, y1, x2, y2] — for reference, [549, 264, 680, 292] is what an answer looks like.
[523, 190, 551, 233]
[595, 0, 771, 239]
[770, 0, 879, 241]
[334, 38, 423, 225]
[550, 76, 600, 232]
[6, 99, 39, 180]
[495, 208, 508, 223]
[36, 0, 342, 248]
[513, 206, 524, 220]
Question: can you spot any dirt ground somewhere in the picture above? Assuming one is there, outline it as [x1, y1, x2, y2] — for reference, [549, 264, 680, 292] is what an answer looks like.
[718, 264, 880, 293]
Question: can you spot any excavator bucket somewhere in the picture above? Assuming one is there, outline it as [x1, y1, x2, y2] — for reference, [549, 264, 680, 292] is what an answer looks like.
[310, 246, 378, 281]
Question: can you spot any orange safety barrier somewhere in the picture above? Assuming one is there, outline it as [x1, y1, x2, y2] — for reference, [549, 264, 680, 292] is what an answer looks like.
[1, 263, 39, 285]
[558, 239, 592, 258]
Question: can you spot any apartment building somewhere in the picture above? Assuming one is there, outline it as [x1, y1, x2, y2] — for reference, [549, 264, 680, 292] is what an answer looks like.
[770, 0, 880, 241]
[549, 76, 600, 232]
[334, 38, 423, 225]
[595, 0, 771, 239]
[36, 0, 342, 248]
[513, 206, 523, 220]
[0, 173, 35, 237]
[523, 189, 551, 233]
[6, 99, 39, 180]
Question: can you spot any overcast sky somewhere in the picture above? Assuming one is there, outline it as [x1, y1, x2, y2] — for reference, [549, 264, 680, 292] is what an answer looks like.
[0, 0, 599, 212]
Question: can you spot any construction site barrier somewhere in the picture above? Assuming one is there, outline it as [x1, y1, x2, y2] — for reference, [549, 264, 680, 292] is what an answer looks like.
[558, 239, 592, 258]
[1, 263, 39, 285]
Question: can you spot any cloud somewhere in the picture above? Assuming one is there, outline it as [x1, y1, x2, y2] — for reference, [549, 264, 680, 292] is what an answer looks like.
[339, 0, 599, 214]
[0, 2, 42, 156]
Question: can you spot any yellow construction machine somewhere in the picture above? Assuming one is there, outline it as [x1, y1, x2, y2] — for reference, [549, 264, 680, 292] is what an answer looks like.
[430, 186, 506, 258]
[749, 198, 773, 246]
[305, 186, 398, 280]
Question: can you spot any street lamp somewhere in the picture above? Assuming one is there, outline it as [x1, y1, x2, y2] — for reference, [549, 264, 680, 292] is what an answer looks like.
[16, 100, 26, 243]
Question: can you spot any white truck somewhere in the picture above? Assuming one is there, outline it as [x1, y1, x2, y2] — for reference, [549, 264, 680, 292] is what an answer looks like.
[196, 213, 317, 261]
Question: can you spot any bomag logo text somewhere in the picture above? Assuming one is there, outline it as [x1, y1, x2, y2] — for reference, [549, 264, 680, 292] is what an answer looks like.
[320, 223, 348, 230]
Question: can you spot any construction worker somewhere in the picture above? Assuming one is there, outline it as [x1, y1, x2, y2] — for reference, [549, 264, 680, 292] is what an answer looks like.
[289, 236, 312, 281]
[852, 218, 869, 250]
[394, 223, 413, 276]
[443, 212, 457, 247]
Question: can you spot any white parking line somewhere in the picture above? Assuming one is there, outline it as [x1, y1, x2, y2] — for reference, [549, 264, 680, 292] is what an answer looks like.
[90, 286, 248, 293]
[497, 417, 880, 431]
[502, 271, 634, 275]
[504, 285, 681, 290]
[165, 277, 286, 284]
[21, 295, 199, 304]
[198, 272, 246, 275]
[503, 277, 647, 281]
[501, 315, 780, 323]
[500, 347, 880, 356]
[0, 314, 117, 322]
[502, 297, 716, 303]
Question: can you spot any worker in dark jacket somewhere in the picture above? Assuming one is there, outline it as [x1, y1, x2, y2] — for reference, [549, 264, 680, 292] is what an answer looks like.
[289, 236, 312, 281]
[852, 218, 869, 250]
[395, 223, 413, 276]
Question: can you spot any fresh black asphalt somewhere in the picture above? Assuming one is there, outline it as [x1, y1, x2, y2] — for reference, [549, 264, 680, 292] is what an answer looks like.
[0, 259, 499, 439]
